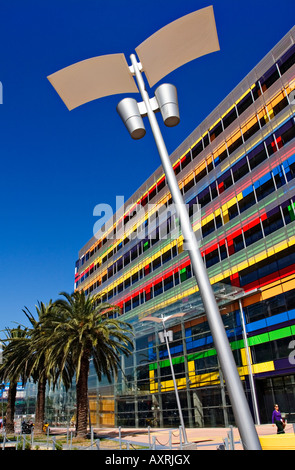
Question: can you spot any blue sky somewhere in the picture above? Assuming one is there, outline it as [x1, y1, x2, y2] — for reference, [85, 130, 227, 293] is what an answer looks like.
[0, 0, 294, 332]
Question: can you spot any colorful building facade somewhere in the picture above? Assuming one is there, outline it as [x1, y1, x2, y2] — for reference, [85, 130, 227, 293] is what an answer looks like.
[75, 27, 295, 427]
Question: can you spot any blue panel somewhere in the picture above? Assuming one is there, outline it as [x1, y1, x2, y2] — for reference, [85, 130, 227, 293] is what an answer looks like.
[266, 312, 288, 327]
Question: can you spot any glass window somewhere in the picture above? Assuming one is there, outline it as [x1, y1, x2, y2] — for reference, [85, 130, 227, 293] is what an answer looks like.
[237, 91, 253, 116]
[233, 234, 244, 252]
[206, 248, 220, 268]
[162, 249, 172, 265]
[243, 116, 260, 142]
[273, 165, 286, 188]
[244, 223, 263, 246]
[124, 252, 130, 267]
[219, 243, 227, 260]
[228, 203, 239, 221]
[184, 176, 195, 193]
[154, 280, 163, 297]
[210, 181, 218, 200]
[263, 207, 284, 236]
[277, 44, 295, 75]
[227, 132, 243, 155]
[164, 275, 174, 292]
[238, 189, 256, 213]
[191, 140, 203, 159]
[280, 119, 295, 147]
[132, 295, 139, 309]
[223, 107, 237, 129]
[254, 173, 275, 201]
[232, 157, 249, 182]
[248, 142, 268, 170]
[124, 300, 132, 313]
[209, 120, 223, 142]
[181, 152, 192, 170]
[202, 219, 215, 238]
[152, 255, 161, 271]
[124, 277, 131, 289]
[285, 289, 295, 312]
[198, 187, 211, 207]
[260, 64, 280, 92]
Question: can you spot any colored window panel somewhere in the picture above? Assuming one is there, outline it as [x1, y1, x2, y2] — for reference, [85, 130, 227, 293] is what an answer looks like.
[248, 142, 268, 170]
[191, 140, 203, 159]
[223, 107, 237, 129]
[237, 91, 253, 116]
[232, 156, 249, 182]
[263, 207, 284, 236]
[278, 43, 295, 75]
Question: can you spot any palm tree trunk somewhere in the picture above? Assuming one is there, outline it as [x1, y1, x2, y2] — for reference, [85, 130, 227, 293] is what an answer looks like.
[75, 354, 90, 438]
[34, 374, 46, 434]
[5, 382, 17, 434]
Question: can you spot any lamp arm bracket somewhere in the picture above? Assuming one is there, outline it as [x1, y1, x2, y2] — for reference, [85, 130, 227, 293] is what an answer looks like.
[138, 97, 159, 117]
[129, 62, 143, 74]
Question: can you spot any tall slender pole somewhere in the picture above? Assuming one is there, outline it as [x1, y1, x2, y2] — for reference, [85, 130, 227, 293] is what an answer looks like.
[238, 299, 260, 425]
[130, 53, 261, 450]
[161, 317, 188, 444]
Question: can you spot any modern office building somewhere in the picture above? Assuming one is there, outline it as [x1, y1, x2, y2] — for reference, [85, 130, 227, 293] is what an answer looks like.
[75, 27, 295, 428]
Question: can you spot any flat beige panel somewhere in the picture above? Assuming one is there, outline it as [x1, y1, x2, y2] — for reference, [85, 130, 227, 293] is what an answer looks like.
[47, 53, 138, 110]
[135, 6, 220, 88]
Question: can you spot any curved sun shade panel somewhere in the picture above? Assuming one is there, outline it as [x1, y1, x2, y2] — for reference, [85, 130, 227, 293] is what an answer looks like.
[47, 53, 138, 110]
[135, 6, 220, 88]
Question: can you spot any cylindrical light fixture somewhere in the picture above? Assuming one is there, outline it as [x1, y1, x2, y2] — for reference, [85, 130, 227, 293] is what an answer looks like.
[116, 97, 146, 139]
[154, 83, 180, 127]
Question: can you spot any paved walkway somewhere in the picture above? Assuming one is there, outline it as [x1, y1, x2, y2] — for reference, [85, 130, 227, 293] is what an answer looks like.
[90, 423, 295, 450]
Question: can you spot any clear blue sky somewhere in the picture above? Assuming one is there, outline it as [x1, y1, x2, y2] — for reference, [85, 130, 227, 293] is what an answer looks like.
[0, 0, 294, 332]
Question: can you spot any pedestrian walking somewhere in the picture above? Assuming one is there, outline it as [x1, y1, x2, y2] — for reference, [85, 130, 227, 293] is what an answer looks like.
[272, 404, 285, 434]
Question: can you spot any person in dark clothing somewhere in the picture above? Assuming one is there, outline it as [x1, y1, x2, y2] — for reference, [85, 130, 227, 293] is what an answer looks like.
[272, 404, 285, 434]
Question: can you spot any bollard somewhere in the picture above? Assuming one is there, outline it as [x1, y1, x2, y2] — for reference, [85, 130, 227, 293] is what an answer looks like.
[169, 430, 172, 449]
[22, 435, 26, 451]
[2, 432, 6, 450]
[119, 426, 122, 450]
[228, 426, 235, 450]
[223, 437, 229, 450]
[52, 436, 56, 450]
[152, 435, 156, 450]
[148, 426, 151, 449]
[46, 425, 50, 449]
[179, 426, 183, 450]
[95, 439, 100, 450]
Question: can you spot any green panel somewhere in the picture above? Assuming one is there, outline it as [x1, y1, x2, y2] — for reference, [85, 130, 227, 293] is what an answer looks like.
[269, 326, 292, 341]
[248, 333, 270, 346]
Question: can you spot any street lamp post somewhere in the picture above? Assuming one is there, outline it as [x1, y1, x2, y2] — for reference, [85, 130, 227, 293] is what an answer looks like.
[47, 7, 261, 450]
[141, 313, 188, 445]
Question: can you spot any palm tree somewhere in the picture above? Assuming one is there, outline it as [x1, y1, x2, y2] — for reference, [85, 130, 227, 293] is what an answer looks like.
[0, 326, 28, 434]
[46, 291, 134, 437]
[2, 301, 72, 434]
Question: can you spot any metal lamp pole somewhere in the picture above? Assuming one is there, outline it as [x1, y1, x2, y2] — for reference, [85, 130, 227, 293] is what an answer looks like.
[158, 315, 188, 444]
[47, 7, 261, 450]
[129, 54, 261, 450]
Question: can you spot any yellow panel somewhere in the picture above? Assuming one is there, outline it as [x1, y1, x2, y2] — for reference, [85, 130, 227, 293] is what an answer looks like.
[282, 277, 295, 293]
[260, 435, 295, 451]
[253, 361, 275, 374]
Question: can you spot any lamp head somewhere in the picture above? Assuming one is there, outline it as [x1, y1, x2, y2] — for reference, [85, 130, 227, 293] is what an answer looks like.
[154, 83, 180, 127]
[116, 97, 146, 139]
